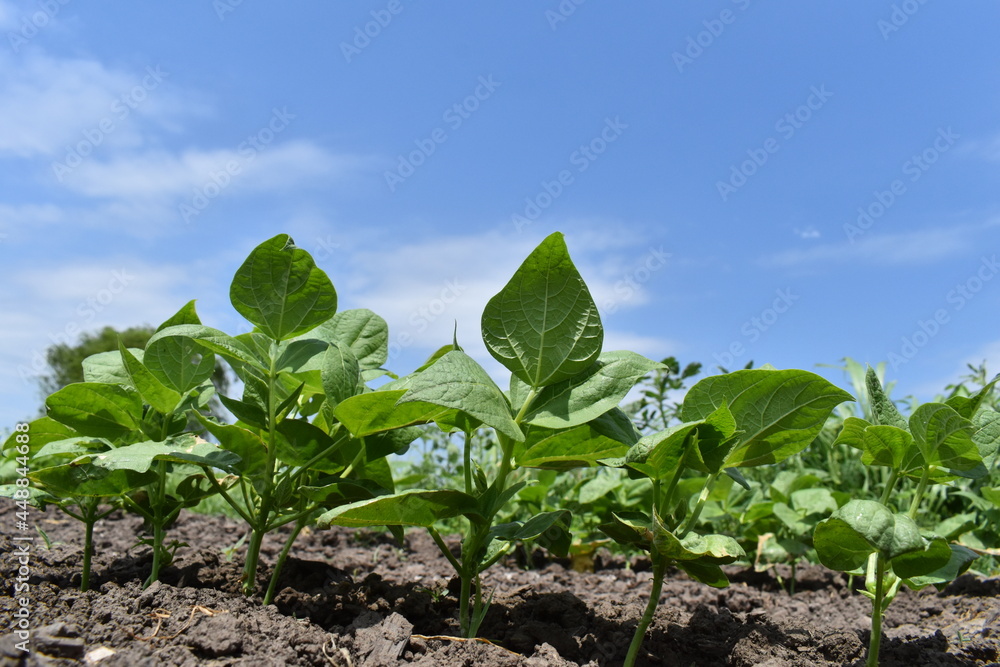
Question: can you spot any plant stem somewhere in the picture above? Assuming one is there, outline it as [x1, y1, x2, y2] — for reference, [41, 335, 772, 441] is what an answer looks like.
[463, 429, 473, 495]
[243, 346, 280, 596]
[624, 554, 667, 667]
[867, 555, 887, 667]
[679, 471, 720, 536]
[263, 516, 308, 605]
[907, 468, 931, 520]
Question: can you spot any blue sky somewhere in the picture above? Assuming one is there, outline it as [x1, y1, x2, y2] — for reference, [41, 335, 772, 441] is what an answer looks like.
[2, 1, 999, 427]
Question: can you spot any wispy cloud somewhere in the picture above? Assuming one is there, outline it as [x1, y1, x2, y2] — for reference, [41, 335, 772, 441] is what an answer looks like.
[759, 224, 983, 268]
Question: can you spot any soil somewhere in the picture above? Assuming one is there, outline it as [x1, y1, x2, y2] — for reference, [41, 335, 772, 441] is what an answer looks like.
[1, 501, 998, 666]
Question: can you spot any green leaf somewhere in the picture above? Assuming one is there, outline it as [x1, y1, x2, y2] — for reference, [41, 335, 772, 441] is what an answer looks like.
[681, 369, 853, 468]
[82, 435, 240, 473]
[147, 324, 261, 377]
[335, 390, 460, 438]
[945, 376, 999, 419]
[518, 423, 630, 470]
[195, 415, 267, 478]
[118, 342, 181, 414]
[30, 461, 153, 497]
[813, 500, 935, 573]
[275, 419, 345, 469]
[317, 489, 481, 528]
[482, 232, 603, 388]
[82, 350, 134, 385]
[524, 351, 665, 429]
[972, 410, 1000, 469]
[833, 417, 871, 451]
[320, 341, 362, 409]
[599, 511, 652, 549]
[590, 407, 641, 447]
[397, 351, 522, 441]
[230, 234, 337, 341]
[866, 365, 908, 429]
[905, 544, 980, 588]
[891, 535, 953, 579]
[46, 383, 143, 441]
[860, 425, 915, 470]
[677, 560, 731, 588]
[2, 418, 78, 456]
[909, 403, 981, 473]
[491, 510, 571, 543]
[307, 309, 389, 371]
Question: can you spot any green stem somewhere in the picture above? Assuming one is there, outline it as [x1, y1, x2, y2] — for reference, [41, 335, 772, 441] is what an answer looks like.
[263, 516, 308, 605]
[243, 348, 281, 596]
[679, 471, 720, 536]
[144, 460, 169, 588]
[867, 555, 887, 667]
[879, 469, 899, 506]
[908, 468, 931, 520]
[463, 429, 473, 495]
[624, 554, 668, 667]
[429, 528, 463, 573]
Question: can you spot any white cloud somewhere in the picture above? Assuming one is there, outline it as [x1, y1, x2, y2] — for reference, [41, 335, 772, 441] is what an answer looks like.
[59, 140, 364, 200]
[760, 225, 977, 268]
[0, 52, 192, 159]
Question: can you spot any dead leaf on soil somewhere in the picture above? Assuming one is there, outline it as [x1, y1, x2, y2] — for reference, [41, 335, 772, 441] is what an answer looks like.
[130, 605, 227, 641]
[411, 634, 522, 657]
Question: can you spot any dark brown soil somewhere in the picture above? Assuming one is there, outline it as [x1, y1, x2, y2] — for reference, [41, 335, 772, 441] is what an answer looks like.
[2, 500, 998, 666]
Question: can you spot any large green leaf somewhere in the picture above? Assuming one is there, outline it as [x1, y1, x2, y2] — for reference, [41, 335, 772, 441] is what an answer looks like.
[143, 302, 217, 392]
[397, 351, 522, 441]
[905, 544, 980, 588]
[681, 369, 853, 468]
[859, 425, 915, 471]
[82, 435, 240, 473]
[46, 382, 143, 441]
[230, 234, 337, 341]
[195, 415, 267, 478]
[524, 351, 664, 428]
[320, 341, 362, 409]
[518, 423, 630, 470]
[482, 232, 603, 388]
[147, 324, 262, 376]
[2, 418, 78, 456]
[973, 410, 1000, 469]
[306, 309, 389, 371]
[118, 342, 181, 414]
[30, 461, 153, 497]
[82, 350, 134, 385]
[813, 499, 946, 576]
[335, 390, 461, 438]
[909, 403, 981, 473]
[317, 489, 481, 528]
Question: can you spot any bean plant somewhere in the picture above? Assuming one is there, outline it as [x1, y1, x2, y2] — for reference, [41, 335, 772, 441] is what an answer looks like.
[600, 366, 852, 666]
[319, 232, 663, 636]
[814, 366, 999, 667]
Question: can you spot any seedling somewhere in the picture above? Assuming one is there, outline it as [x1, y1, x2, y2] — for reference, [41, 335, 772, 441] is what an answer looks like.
[145, 235, 417, 602]
[319, 232, 662, 637]
[814, 367, 997, 666]
[601, 366, 852, 666]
